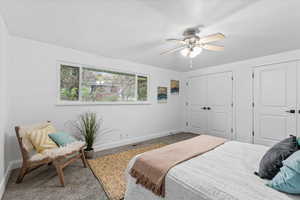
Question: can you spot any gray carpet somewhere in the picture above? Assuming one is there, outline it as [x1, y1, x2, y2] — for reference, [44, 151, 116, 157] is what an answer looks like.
[2, 132, 197, 200]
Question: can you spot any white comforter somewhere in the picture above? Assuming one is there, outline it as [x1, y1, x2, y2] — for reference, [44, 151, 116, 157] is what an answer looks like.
[125, 141, 300, 200]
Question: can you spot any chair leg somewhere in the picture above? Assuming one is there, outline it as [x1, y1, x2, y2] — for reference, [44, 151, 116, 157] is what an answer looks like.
[54, 163, 65, 187]
[80, 149, 88, 168]
[16, 164, 27, 184]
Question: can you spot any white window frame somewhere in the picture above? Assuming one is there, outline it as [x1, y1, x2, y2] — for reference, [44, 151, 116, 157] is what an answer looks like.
[56, 61, 151, 106]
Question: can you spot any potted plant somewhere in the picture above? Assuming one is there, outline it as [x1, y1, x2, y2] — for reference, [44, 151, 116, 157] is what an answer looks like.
[74, 112, 100, 159]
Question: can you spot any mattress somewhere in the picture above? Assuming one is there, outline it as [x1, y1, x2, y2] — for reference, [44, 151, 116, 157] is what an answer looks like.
[124, 141, 300, 200]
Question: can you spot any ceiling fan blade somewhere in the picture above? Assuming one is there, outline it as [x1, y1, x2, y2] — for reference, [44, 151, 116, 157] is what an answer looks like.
[200, 33, 225, 43]
[160, 45, 186, 55]
[165, 38, 185, 44]
[202, 44, 224, 51]
[166, 38, 180, 41]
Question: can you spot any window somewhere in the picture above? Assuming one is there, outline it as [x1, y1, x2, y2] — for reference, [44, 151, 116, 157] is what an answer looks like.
[60, 65, 80, 101]
[137, 76, 148, 101]
[59, 63, 149, 104]
[81, 68, 136, 102]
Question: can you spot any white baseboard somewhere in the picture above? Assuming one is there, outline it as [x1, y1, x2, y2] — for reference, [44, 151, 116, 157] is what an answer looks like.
[8, 160, 21, 171]
[94, 129, 182, 151]
[0, 162, 14, 200]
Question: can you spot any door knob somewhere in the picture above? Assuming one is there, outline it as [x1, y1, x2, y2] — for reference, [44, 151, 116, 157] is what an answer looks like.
[202, 107, 207, 110]
[207, 107, 211, 110]
[286, 109, 295, 113]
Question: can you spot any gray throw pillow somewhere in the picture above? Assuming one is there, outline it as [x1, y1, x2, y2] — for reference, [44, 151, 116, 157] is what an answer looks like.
[255, 135, 298, 180]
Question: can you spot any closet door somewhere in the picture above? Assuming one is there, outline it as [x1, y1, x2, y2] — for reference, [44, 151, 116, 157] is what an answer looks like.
[253, 62, 297, 146]
[187, 76, 208, 134]
[207, 72, 233, 139]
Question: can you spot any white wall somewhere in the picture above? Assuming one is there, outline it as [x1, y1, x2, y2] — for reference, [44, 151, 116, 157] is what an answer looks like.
[6, 36, 185, 165]
[6, 29, 300, 174]
[184, 49, 300, 143]
[0, 12, 8, 198]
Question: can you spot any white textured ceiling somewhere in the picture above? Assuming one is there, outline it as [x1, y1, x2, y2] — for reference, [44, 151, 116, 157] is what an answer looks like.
[0, 0, 300, 71]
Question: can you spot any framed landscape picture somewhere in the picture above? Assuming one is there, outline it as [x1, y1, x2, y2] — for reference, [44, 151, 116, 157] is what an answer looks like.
[157, 87, 167, 103]
[171, 80, 179, 95]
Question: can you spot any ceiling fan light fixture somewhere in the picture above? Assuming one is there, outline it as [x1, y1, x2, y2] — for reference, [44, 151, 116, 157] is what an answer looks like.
[180, 48, 190, 57]
[190, 46, 202, 58]
[180, 47, 202, 58]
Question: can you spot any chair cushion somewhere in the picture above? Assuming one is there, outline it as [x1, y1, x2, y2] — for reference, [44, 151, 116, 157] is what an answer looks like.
[29, 152, 49, 162]
[29, 124, 58, 153]
[42, 141, 85, 159]
[49, 132, 77, 147]
[255, 135, 298, 179]
[29, 141, 85, 161]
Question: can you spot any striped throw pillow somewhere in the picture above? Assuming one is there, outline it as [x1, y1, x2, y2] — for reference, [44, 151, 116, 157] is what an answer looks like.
[29, 124, 58, 153]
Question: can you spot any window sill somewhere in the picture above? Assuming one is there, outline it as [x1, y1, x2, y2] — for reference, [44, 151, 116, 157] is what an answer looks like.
[56, 101, 152, 106]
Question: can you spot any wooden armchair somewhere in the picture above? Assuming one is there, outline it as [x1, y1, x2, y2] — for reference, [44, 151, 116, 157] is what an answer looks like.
[15, 122, 88, 186]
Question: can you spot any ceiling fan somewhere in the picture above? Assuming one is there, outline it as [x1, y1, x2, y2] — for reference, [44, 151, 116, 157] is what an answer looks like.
[161, 26, 225, 58]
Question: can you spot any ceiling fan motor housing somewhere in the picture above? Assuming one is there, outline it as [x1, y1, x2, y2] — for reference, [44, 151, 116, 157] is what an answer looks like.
[183, 27, 200, 37]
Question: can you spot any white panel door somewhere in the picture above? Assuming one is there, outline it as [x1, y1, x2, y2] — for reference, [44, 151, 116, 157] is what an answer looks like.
[254, 62, 297, 146]
[207, 72, 233, 139]
[187, 76, 208, 134]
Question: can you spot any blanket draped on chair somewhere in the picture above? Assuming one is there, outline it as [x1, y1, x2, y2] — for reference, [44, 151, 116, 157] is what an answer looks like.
[130, 135, 226, 197]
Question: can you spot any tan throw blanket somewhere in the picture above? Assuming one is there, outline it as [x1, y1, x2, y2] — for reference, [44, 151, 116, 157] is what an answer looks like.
[130, 135, 226, 197]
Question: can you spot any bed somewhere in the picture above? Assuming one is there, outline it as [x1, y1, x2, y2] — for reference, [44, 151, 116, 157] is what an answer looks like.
[125, 141, 300, 200]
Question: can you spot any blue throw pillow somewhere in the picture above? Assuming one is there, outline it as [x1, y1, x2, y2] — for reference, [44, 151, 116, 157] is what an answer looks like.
[267, 150, 300, 194]
[283, 150, 300, 174]
[267, 166, 300, 194]
[49, 132, 77, 147]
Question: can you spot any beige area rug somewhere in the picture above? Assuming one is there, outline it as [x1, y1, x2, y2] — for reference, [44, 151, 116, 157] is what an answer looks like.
[88, 143, 166, 200]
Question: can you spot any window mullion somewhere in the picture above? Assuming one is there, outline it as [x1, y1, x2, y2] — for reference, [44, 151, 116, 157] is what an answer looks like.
[135, 75, 138, 101]
[79, 66, 82, 102]
[147, 75, 149, 102]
